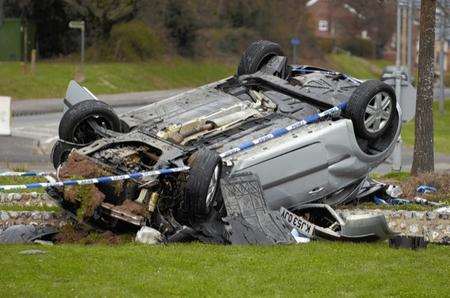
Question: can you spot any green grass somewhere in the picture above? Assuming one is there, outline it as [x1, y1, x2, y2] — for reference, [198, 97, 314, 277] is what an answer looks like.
[402, 101, 450, 154]
[0, 58, 234, 99]
[0, 204, 60, 212]
[0, 176, 47, 193]
[353, 202, 435, 211]
[0, 242, 448, 297]
[372, 171, 411, 182]
[327, 54, 391, 79]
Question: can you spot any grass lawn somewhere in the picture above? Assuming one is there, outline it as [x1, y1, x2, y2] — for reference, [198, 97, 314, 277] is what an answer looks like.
[0, 176, 46, 193]
[0, 58, 234, 99]
[0, 242, 448, 297]
[402, 101, 450, 155]
[327, 54, 391, 79]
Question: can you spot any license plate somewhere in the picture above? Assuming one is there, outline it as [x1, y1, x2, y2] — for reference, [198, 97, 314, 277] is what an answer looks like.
[280, 207, 314, 238]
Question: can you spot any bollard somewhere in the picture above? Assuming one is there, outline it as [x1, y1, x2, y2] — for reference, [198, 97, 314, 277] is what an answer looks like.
[0, 96, 11, 136]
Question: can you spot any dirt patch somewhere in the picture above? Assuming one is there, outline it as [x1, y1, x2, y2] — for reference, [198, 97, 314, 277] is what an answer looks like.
[64, 185, 105, 220]
[59, 152, 112, 179]
[379, 172, 450, 202]
[58, 152, 124, 221]
[116, 199, 147, 216]
[54, 224, 132, 245]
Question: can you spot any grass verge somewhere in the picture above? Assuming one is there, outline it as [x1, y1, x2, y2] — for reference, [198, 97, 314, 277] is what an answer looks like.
[0, 177, 47, 193]
[0, 58, 234, 99]
[0, 242, 448, 297]
[371, 171, 450, 204]
[327, 54, 391, 79]
[402, 101, 450, 155]
[0, 204, 60, 212]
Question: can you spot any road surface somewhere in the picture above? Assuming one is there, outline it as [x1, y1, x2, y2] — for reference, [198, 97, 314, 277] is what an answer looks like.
[2, 89, 450, 174]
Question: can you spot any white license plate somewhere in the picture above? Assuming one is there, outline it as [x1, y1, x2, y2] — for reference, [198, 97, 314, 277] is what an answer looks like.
[280, 207, 314, 238]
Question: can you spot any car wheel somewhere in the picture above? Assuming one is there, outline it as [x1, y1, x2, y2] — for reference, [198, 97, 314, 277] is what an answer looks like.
[50, 140, 73, 169]
[346, 80, 396, 140]
[183, 148, 222, 222]
[59, 100, 121, 144]
[237, 40, 285, 76]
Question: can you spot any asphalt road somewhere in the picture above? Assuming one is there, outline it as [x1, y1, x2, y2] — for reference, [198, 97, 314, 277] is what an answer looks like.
[2, 89, 450, 174]
[11, 106, 137, 143]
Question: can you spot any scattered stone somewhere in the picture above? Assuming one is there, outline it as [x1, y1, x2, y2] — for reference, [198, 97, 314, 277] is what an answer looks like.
[426, 212, 437, 220]
[338, 208, 450, 244]
[0, 193, 58, 207]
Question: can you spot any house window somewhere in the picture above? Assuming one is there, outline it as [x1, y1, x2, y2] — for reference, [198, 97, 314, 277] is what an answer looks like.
[318, 20, 328, 32]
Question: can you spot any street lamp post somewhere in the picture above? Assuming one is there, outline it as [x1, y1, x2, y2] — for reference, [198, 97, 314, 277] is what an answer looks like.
[392, 1, 404, 172]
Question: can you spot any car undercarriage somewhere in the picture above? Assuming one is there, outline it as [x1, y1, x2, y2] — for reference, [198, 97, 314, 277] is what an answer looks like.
[49, 40, 400, 244]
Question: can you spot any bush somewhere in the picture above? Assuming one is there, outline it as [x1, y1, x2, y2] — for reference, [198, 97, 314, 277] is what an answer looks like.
[164, 0, 198, 56]
[340, 37, 375, 58]
[194, 27, 260, 57]
[107, 21, 164, 61]
[316, 37, 334, 53]
[86, 21, 164, 62]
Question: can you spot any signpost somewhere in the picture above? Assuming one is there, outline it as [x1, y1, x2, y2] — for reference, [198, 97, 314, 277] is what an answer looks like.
[290, 37, 300, 63]
[69, 21, 85, 70]
[0, 96, 11, 136]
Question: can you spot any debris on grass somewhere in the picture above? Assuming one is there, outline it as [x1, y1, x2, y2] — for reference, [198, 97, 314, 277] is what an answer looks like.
[374, 172, 450, 203]
[54, 224, 133, 245]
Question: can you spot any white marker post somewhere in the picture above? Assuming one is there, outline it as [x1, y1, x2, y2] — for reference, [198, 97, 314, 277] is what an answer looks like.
[0, 96, 11, 136]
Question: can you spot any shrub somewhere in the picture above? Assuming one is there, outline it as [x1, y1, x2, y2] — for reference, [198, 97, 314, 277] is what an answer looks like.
[108, 21, 164, 61]
[316, 37, 334, 53]
[86, 21, 164, 62]
[340, 37, 375, 58]
[194, 27, 260, 57]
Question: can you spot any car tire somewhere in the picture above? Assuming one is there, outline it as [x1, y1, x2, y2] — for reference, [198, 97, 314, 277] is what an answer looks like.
[237, 40, 285, 76]
[346, 80, 396, 140]
[59, 100, 121, 144]
[183, 148, 222, 222]
[50, 140, 73, 169]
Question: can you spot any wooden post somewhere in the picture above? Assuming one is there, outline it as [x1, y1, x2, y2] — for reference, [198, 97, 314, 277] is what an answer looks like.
[31, 49, 36, 74]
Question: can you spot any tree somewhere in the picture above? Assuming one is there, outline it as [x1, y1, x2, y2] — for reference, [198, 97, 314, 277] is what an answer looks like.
[164, 0, 197, 56]
[0, 0, 4, 26]
[411, 0, 436, 175]
[335, 0, 396, 58]
[4, 0, 77, 58]
[63, 0, 137, 40]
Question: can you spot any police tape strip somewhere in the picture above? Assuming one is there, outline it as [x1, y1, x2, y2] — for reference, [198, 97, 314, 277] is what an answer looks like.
[0, 102, 347, 189]
[219, 102, 347, 158]
[0, 171, 54, 177]
[0, 166, 190, 191]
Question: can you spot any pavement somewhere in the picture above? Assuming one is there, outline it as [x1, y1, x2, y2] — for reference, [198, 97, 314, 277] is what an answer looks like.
[12, 88, 189, 116]
[1, 88, 450, 174]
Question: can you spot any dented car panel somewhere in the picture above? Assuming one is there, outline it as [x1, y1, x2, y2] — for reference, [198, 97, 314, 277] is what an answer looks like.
[53, 41, 401, 242]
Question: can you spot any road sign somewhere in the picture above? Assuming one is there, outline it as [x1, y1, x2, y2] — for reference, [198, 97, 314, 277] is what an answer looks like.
[290, 37, 300, 46]
[0, 96, 11, 135]
[69, 21, 85, 30]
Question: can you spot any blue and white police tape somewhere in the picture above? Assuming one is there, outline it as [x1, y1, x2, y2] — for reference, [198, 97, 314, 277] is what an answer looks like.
[0, 166, 190, 191]
[219, 102, 347, 158]
[0, 102, 347, 188]
[0, 171, 54, 177]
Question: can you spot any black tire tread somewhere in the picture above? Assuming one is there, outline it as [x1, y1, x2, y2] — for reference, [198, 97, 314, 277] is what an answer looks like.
[184, 148, 222, 222]
[58, 100, 121, 143]
[50, 141, 71, 169]
[237, 40, 284, 76]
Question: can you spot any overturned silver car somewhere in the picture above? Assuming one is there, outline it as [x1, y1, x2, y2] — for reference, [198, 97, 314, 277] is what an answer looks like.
[50, 41, 399, 243]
